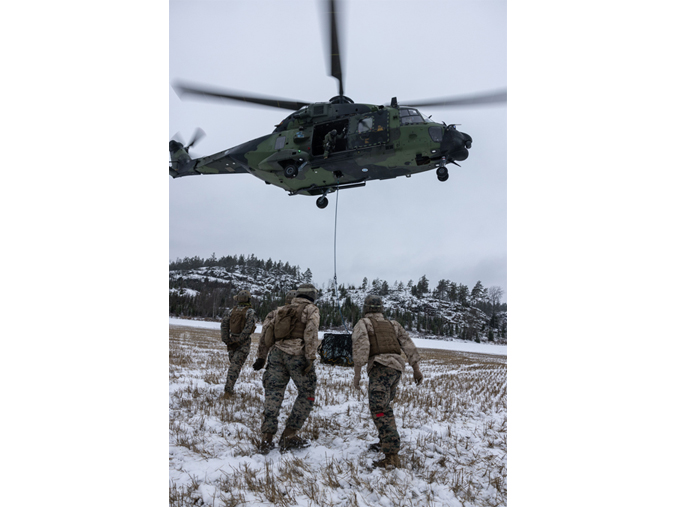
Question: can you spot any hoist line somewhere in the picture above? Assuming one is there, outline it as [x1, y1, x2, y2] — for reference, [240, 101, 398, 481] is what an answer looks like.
[333, 188, 350, 333]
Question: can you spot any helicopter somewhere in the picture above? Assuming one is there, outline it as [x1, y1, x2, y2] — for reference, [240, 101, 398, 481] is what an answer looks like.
[169, 0, 506, 209]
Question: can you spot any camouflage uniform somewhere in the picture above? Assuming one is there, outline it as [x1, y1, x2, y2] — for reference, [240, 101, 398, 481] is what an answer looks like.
[261, 293, 320, 439]
[262, 348, 317, 434]
[255, 291, 296, 365]
[221, 302, 256, 394]
[323, 129, 345, 158]
[352, 312, 421, 457]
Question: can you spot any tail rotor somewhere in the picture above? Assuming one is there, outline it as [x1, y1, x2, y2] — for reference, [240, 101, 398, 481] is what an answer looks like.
[169, 128, 206, 177]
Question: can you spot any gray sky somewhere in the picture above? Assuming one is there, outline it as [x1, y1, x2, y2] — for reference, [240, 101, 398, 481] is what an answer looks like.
[170, 0, 506, 298]
[5, 3, 676, 503]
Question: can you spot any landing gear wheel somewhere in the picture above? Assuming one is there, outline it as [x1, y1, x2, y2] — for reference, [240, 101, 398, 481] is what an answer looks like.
[437, 167, 449, 182]
[283, 164, 298, 179]
[316, 196, 329, 209]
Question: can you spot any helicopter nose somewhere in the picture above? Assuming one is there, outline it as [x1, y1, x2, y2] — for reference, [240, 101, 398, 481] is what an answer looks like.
[441, 127, 472, 162]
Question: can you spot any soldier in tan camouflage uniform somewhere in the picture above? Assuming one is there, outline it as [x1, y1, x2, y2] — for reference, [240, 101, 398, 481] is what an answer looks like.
[352, 295, 423, 468]
[258, 284, 320, 453]
[220, 290, 256, 398]
[253, 290, 297, 372]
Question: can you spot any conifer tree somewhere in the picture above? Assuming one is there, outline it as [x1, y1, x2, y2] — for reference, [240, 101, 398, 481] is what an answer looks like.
[470, 281, 486, 306]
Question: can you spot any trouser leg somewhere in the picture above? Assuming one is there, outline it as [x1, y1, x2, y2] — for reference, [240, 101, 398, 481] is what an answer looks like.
[285, 355, 317, 431]
[224, 338, 251, 392]
[261, 348, 290, 435]
[368, 363, 402, 455]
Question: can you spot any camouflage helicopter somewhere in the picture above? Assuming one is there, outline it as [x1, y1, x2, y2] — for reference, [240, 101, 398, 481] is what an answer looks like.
[169, 0, 506, 209]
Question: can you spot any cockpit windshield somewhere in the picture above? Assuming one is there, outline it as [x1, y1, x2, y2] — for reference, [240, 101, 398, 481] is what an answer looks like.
[399, 107, 426, 125]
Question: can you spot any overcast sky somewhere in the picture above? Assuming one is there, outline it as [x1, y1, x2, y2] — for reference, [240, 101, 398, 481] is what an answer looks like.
[5, 3, 676, 505]
[169, 0, 507, 299]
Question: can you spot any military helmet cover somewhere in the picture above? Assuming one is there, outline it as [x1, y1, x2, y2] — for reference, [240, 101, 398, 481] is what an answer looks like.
[235, 290, 251, 303]
[363, 294, 384, 313]
[285, 290, 298, 304]
[296, 283, 317, 302]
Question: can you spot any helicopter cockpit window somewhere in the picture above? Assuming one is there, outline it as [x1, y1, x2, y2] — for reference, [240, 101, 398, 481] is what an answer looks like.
[357, 117, 373, 133]
[428, 126, 443, 143]
[399, 108, 425, 125]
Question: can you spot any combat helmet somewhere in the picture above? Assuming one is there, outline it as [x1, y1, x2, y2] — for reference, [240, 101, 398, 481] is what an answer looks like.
[363, 294, 384, 313]
[296, 283, 317, 302]
[285, 290, 297, 304]
[235, 290, 251, 303]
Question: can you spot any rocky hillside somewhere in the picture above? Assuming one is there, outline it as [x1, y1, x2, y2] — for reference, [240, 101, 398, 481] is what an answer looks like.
[169, 255, 506, 344]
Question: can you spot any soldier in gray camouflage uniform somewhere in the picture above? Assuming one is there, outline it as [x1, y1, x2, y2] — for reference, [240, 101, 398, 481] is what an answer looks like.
[220, 290, 256, 398]
[258, 284, 320, 453]
[352, 295, 423, 468]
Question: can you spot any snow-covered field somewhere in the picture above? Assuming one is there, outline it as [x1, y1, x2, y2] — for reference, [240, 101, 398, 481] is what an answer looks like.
[169, 319, 507, 506]
[169, 317, 507, 356]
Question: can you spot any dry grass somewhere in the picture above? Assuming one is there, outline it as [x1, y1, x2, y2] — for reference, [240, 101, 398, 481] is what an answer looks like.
[169, 324, 506, 506]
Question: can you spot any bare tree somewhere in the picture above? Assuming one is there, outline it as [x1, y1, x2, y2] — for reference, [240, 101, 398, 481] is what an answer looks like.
[487, 286, 504, 310]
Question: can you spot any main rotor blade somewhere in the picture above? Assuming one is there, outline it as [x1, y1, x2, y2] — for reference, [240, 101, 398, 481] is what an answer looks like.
[327, 0, 345, 97]
[173, 81, 311, 111]
[403, 89, 507, 108]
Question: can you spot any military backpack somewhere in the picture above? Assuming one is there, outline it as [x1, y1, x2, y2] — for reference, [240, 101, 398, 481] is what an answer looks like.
[224, 306, 251, 346]
[274, 301, 309, 341]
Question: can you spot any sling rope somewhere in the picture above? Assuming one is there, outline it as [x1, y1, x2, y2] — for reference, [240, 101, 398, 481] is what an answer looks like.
[333, 188, 350, 333]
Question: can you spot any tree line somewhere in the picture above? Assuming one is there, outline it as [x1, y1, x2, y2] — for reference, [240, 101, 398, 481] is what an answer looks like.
[170, 254, 506, 342]
[170, 253, 311, 281]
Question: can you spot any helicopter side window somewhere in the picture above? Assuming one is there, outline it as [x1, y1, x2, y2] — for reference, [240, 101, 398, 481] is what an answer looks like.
[274, 136, 286, 150]
[400, 108, 424, 125]
[357, 117, 373, 133]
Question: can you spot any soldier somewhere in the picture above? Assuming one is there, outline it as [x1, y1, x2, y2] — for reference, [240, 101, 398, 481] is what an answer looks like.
[253, 290, 297, 371]
[323, 128, 346, 158]
[259, 283, 320, 453]
[352, 294, 423, 469]
[220, 290, 256, 398]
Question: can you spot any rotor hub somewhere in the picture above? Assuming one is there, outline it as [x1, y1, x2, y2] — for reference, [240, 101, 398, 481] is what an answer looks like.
[329, 95, 354, 105]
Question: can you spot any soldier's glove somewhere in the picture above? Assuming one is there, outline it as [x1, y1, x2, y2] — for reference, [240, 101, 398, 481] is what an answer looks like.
[253, 358, 266, 371]
[303, 358, 314, 376]
[353, 366, 362, 390]
[413, 363, 423, 385]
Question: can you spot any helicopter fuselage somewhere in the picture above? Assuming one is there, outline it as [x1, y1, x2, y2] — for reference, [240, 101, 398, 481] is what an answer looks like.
[169, 101, 472, 201]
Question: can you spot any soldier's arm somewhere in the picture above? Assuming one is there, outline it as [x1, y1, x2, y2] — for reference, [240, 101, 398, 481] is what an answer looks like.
[303, 305, 320, 362]
[242, 308, 256, 335]
[351, 319, 371, 368]
[393, 321, 421, 368]
[220, 311, 230, 343]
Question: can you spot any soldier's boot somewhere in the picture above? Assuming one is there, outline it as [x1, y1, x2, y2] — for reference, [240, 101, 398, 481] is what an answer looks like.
[279, 427, 308, 450]
[222, 389, 233, 400]
[368, 442, 381, 452]
[259, 433, 275, 454]
[373, 453, 401, 469]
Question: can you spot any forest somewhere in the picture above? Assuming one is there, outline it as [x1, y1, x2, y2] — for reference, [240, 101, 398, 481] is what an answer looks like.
[169, 254, 507, 342]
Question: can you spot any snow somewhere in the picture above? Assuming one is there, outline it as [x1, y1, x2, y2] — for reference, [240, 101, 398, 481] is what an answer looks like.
[169, 317, 507, 356]
[169, 318, 507, 506]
